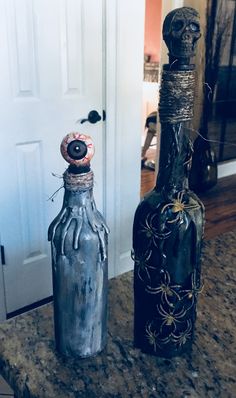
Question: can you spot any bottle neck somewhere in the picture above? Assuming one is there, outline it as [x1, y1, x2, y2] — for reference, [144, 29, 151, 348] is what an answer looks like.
[63, 187, 93, 207]
[156, 67, 195, 195]
[62, 169, 94, 207]
[156, 122, 192, 195]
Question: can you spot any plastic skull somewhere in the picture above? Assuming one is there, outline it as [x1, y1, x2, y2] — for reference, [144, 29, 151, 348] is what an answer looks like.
[163, 7, 201, 61]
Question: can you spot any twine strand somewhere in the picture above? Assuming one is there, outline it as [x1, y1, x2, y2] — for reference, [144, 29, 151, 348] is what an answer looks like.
[203, 82, 213, 102]
[51, 172, 63, 179]
[187, 127, 236, 148]
[47, 185, 64, 202]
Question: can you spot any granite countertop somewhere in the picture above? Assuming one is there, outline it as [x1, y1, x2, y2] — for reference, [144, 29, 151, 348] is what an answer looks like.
[0, 230, 236, 398]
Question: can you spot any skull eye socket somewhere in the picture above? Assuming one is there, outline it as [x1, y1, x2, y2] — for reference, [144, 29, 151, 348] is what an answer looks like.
[189, 22, 200, 32]
[172, 20, 184, 31]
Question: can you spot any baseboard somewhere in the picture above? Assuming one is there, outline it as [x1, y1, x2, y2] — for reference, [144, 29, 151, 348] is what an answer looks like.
[7, 296, 53, 319]
[218, 160, 236, 179]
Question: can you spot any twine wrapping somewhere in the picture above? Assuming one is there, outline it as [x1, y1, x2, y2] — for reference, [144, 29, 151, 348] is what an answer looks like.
[63, 169, 94, 192]
[159, 70, 195, 124]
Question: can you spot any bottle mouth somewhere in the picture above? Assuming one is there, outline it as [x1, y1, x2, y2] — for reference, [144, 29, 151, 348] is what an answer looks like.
[63, 169, 94, 191]
[68, 164, 91, 174]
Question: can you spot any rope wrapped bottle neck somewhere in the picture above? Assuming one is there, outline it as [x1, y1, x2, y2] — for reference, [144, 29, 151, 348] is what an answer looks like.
[159, 69, 195, 124]
[63, 169, 94, 192]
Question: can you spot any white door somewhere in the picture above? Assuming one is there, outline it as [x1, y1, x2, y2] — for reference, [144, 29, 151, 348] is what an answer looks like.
[0, 0, 104, 315]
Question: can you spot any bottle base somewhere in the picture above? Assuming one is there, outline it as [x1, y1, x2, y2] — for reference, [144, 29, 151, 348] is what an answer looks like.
[56, 342, 107, 360]
[134, 341, 192, 359]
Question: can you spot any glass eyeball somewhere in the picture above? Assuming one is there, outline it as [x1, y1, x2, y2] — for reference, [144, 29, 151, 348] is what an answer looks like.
[189, 22, 200, 32]
[60, 133, 95, 166]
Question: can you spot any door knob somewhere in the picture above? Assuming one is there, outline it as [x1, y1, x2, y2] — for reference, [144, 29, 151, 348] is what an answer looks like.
[80, 110, 102, 124]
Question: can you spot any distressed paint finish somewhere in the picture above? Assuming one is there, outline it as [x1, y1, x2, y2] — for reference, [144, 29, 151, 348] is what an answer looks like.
[48, 134, 108, 358]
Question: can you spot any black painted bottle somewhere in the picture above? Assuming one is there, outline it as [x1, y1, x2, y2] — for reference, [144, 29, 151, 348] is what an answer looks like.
[132, 7, 205, 357]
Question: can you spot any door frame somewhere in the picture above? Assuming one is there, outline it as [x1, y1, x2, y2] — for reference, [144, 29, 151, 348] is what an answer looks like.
[104, 0, 118, 278]
[104, 0, 145, 278]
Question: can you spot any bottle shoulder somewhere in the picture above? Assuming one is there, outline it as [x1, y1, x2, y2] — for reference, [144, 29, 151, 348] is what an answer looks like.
[138, 188, 162, 210]
[134, 188, 204, 226]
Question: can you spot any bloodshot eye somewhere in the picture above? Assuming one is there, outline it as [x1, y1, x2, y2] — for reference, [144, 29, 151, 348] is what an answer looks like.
[60, 133, 95, 166]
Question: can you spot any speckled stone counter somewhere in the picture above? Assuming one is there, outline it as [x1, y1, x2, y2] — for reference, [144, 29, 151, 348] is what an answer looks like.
[0, 230, 236, 398]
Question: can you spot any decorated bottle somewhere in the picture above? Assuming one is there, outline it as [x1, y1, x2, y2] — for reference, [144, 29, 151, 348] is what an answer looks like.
[132, 7, 205, 357]
[48, 133, 109, 358]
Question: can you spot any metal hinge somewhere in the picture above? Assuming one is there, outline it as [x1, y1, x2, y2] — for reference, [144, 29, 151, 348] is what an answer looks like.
[1, 245, 5, 265]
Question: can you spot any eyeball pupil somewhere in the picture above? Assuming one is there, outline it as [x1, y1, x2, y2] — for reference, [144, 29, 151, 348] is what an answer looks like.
[67, 139, 88, 160]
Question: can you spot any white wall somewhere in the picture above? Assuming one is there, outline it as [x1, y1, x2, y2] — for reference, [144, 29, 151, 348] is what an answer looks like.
[105, 0, 145, 277]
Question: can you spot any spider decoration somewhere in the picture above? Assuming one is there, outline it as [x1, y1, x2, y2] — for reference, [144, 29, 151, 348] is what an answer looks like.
[157, 303, 187, 333]
[145, 322, 172, 351]
[171, 319, 193, 347]
[132, 250, 155, 282]
[180, 271, 204, 310]
[145, 269, 181, 307]
[161, 191, 200, 224]
[145, 322, 159, 352]
[140, 212, 172, 247]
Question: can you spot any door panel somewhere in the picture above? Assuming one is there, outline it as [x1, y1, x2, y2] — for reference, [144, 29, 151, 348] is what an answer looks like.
[0, 0, 104, 313]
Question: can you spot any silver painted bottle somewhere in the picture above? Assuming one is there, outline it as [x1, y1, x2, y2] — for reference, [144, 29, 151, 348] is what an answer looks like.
[48, 133, 109, 358]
